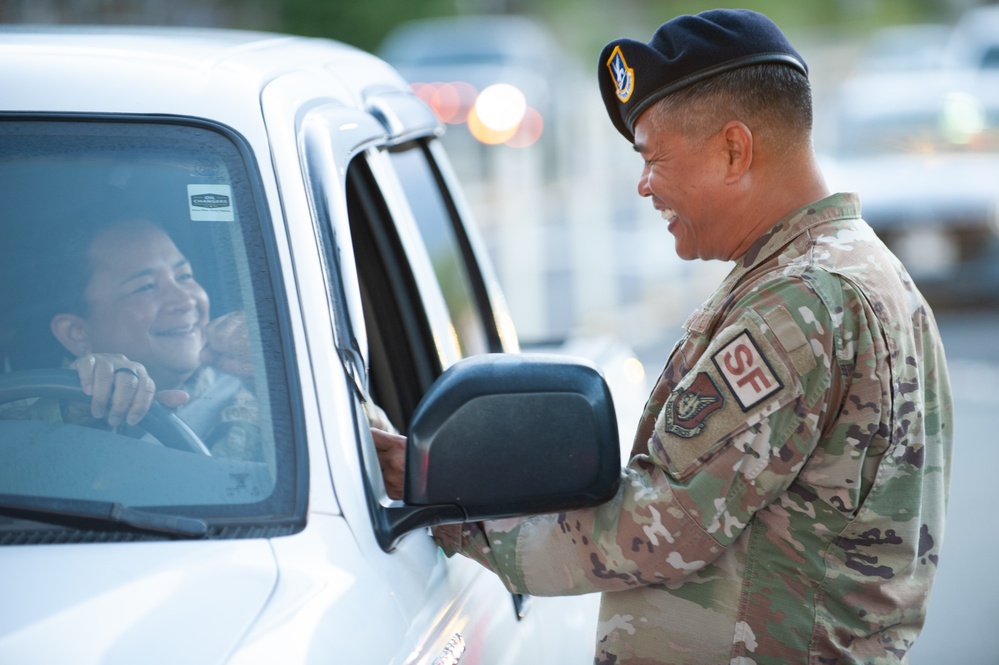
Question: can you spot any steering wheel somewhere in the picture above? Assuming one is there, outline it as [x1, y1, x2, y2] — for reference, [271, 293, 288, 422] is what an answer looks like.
[0, 369, 210, 455]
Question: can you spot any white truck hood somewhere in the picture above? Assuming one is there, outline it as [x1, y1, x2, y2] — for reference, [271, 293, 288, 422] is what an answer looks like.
[0, 539, 278, 665]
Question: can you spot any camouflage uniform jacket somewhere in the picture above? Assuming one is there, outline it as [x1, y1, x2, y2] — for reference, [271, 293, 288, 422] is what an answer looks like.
[433, 193, 953, 665]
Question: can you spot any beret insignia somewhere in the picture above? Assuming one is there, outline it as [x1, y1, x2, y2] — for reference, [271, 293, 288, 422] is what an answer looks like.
[606, 45, 635, 103]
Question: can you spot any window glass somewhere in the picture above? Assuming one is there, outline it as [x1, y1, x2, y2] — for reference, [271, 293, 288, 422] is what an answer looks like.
[388, 145, 490, 357]
[0, 119, 299, 534]
[332, 152, 439, 430]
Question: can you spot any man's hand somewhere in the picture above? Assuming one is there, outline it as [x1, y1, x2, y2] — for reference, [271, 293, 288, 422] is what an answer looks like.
[200, 310, 252, 377]
[372, 427, 406, 500]
[70, 353, 188, 427]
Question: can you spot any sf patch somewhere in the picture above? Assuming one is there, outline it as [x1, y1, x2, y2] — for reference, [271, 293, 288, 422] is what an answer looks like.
[712, 329, 783, 411]
[663, 372, 724, 438]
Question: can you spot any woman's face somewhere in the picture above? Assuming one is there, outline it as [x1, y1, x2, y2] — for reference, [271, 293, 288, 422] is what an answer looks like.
[79, 220, 210, 387]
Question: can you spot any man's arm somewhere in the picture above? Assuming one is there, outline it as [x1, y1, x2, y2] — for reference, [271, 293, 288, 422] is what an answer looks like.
[423, 277, 845, 598]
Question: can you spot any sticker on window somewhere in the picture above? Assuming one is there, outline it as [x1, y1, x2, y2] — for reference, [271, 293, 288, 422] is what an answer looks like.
[187, 184, 234, 221]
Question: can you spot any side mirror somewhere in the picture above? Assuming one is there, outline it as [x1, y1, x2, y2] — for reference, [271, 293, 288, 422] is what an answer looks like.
[373, 353, 621, 551]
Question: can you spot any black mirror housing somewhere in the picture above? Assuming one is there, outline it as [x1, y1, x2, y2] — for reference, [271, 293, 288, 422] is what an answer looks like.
[405, 353, 621, 518]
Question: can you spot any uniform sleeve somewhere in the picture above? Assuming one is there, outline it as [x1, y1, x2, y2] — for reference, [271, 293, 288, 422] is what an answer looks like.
[434, 275, 845, 596]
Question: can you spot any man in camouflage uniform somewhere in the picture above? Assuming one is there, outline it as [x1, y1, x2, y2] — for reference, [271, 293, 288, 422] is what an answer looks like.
[377, 9, 953, 664]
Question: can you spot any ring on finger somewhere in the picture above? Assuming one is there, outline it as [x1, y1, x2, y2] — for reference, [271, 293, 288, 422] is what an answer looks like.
[113, 367, 140, 380]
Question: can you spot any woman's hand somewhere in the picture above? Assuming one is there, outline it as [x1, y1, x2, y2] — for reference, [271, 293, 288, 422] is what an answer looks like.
[200, 310, 252, 377]
[69, 353, 188, 427]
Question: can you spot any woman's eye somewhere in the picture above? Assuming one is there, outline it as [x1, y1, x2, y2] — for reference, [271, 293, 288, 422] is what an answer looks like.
[131, 282, 155, 294]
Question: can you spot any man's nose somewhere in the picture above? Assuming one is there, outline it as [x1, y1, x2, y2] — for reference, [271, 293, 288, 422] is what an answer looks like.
[637, 166, 652, 198]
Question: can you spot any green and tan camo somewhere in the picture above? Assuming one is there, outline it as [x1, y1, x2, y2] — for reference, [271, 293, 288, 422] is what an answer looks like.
[434, 193, 953, 665]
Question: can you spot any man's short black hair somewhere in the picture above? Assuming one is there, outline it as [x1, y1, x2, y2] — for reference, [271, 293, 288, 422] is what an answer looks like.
[649, 61, 813, 150]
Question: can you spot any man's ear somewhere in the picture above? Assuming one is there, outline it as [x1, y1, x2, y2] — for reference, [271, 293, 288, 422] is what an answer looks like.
[50, 314, 90, 356]
[721, 120, 753, 183]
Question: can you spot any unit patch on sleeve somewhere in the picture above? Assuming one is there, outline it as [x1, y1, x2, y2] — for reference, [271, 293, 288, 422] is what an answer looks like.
[712, 330, 783, 411]
[663, 372, 724, 439]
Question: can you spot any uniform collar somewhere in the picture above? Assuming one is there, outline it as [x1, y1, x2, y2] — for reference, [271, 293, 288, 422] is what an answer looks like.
[732, 192, 861, 276]
[682, 192, 861, 335]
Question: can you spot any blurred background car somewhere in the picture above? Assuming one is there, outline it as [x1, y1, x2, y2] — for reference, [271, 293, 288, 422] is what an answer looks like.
[828, 11, 999, 306]
[379, 15, 570, 164]
[944, 2, 999, 70]
[851, 21, 952, 72]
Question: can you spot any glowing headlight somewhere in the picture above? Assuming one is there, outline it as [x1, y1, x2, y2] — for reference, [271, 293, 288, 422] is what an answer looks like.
[622, 357, 646, 385]
[474, 83, 527, 132]
[940, 92, 985, 145]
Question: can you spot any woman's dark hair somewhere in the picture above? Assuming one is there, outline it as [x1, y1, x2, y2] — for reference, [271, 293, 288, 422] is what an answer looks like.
[8, 211, 163, 368]
[48, 206, 169, 316]
[42, 221, 114, 316]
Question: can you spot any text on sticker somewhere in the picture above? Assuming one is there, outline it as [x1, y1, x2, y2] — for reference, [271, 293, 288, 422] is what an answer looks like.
[712, 330, 783, 411]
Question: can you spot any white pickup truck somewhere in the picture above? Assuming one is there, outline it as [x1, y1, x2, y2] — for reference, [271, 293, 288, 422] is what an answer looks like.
[0, 26, 623, 664]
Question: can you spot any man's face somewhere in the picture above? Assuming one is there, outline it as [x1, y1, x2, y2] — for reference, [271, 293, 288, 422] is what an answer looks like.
[81, 221, 209, 387]
[633, 110, 732, 261]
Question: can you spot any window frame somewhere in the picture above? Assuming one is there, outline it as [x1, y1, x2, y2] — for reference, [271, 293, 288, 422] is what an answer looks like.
[0, 112, 309, 540]
[386, 139, 505, 356]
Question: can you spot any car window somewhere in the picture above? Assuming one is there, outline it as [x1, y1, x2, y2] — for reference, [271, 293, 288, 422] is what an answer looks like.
[387, 141, 496, 358]
[0, 118, 302, 537]
[345, 153, 442, 431]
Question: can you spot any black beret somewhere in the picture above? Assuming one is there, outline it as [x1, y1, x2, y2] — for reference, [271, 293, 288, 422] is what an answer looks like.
[598, 9, 808, 142]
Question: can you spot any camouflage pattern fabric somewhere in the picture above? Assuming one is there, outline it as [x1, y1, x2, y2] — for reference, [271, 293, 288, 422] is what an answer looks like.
[434, 193, 953, 664]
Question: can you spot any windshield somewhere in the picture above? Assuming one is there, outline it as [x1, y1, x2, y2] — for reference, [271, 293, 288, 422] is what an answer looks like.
[0, 118, 300, 540]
